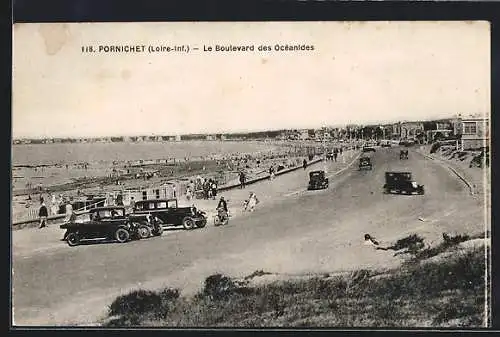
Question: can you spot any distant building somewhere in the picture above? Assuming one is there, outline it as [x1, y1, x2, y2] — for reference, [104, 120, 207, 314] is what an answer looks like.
[391, 122, 402, 139]
[425, 121, 453, 143]
[206, 135, 215, 141]
[299, 129, 309, 140]
[458, 115, 489, 151]
[400, 122, 424, 140]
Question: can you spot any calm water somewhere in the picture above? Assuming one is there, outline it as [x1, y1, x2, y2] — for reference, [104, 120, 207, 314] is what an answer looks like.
[12, 141, 279, 166]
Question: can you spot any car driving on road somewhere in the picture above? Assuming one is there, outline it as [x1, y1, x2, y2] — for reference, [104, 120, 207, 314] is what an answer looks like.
[308, 170, 329, 190]
[362, 146, 376, 153]
[383, 172, 424, 195]
[358, 156, 373, 170]
[60, 207, 147, 246]
[132, 198, 207, 230]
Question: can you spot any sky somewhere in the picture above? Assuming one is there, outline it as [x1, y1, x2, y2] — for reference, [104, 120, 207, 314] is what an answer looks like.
[12, 21, 490, 138]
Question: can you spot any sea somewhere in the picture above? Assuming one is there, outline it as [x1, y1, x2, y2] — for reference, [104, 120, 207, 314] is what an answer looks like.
[12, 141, 279, 166]
[11, 141, 281, 192]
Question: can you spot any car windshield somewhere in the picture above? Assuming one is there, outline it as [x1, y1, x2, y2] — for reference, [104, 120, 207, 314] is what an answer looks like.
[96, 209, 124, 218]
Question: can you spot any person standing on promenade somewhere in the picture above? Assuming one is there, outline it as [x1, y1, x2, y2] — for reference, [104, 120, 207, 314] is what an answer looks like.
[38, 202, 48, 228]
[239, 171, 246, 189]
[211, 180, 218, 200]
[64, 200, 73, 222]
[303, 159, 308, 170]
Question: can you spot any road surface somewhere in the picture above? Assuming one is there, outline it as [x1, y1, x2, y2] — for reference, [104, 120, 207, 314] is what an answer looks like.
[12, 147, 486, 326]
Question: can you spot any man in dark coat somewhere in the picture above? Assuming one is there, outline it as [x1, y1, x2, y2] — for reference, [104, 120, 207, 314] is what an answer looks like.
[38, 202, 48, 228]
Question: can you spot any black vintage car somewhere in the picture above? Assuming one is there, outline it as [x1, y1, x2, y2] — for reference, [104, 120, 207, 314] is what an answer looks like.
[362, 146, 376, 153]
[359, 156, 373, 170]
[132, 198, 207, 230]
[400, 150, 409, 160]
[60, 207, 146, 246]
[383, 172, 424, 195]
[308, 170, 329, 190]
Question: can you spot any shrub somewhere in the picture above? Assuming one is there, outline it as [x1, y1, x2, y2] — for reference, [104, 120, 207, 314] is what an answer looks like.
[388, 234, 425, 254]
[109, 289, 162, 317]
[202, 274, 237, 301]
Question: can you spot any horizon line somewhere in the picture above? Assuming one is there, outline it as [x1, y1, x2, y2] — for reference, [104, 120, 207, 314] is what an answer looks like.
[12, 113, 481, 140]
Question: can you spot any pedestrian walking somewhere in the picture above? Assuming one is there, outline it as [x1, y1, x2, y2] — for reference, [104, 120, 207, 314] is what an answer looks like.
[211, 180, 218, 200]
[247, 192, 259, 212]
[116, 193, 124, 206]
[38, 202, 48, 228]
[303, 159, 308, 170]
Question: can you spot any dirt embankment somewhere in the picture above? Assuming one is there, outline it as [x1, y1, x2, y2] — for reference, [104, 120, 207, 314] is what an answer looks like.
[419, 144, 490, 197]
[101, 232, 490, 328]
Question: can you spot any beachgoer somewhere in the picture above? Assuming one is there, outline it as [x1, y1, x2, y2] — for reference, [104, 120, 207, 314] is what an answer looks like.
[38, 202, 48, 228]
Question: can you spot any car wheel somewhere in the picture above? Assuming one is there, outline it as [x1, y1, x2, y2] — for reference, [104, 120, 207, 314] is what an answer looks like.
[196, 220, 206, 228]
[182, 217, 195, 230]
[137, 224, 152, 239]
[66, 232, 79, 247]
[115, 228, 130, 243]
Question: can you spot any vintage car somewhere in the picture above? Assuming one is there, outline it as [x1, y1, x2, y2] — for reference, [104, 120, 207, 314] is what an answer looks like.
[400, 149, 409, 160]
[132, 198, 207, 230]
[383, 172, 424, 195]
[358, 156, 373, 170]
[60, 207, 147, 246]
[362, 146, 376, 153]
[381, 142, 392, 148]
[308, 170, 329, 190]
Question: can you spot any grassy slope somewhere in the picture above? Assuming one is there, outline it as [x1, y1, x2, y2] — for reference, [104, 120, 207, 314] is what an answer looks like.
[103, 233, 489, 328]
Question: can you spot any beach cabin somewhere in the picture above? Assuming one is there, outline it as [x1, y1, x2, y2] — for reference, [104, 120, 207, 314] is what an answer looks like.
[116, 180, 190, 206]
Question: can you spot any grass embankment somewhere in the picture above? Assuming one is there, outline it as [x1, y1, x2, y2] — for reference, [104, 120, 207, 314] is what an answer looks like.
[103, 233, 489, 328]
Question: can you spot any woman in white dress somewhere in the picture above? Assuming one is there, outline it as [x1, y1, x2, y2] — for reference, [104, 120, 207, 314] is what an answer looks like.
[247, 192, 260, 212]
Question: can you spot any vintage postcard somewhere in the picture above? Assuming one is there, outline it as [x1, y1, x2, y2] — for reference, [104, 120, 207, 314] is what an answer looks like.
[11, 21, 491, 328]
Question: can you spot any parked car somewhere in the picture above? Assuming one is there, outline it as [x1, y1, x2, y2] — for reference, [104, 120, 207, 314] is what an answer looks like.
[383, 172, 424, 195]
[308, 170, 329, 190]
[358, 156, 373, 170]
[362, 146, 376, 153]
[132, 198, 207, 230]
[60, 207, 146, 246]
[381, 142, 391, 148]
[400, 149, 409, 160]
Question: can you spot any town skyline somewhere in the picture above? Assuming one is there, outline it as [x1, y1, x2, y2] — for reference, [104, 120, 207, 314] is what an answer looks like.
[13, 113, 475, 143]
